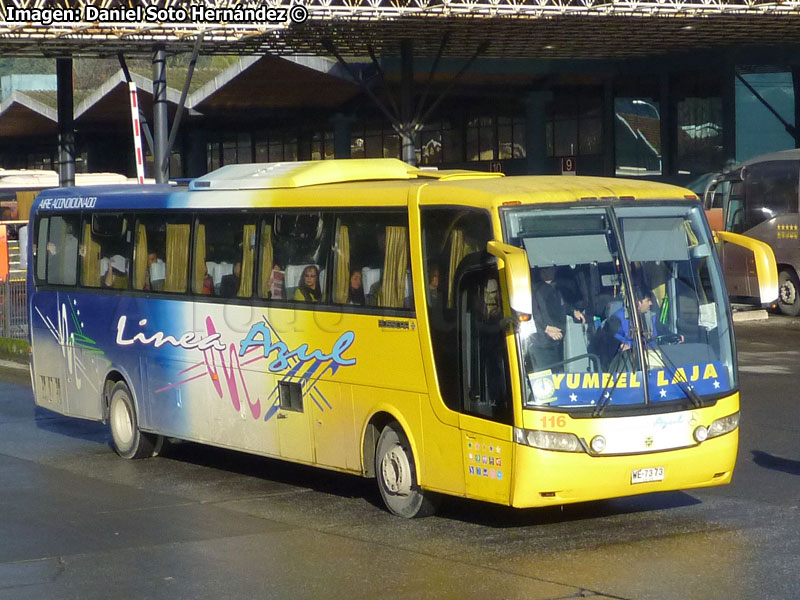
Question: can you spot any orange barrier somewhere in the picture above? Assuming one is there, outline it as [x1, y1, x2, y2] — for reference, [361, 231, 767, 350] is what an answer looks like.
[0, 224, 7, 282]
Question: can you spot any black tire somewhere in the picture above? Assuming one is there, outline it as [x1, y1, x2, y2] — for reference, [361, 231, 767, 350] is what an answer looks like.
[375, 424, 437, 518]
[778, 269, 800, 316]
[108, 381, 163, 459]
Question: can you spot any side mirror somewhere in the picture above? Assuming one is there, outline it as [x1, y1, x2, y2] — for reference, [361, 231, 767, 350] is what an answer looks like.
[486, 240, 532, 317]
[702, 179, 719, 210]
[715, 230, 779, 306]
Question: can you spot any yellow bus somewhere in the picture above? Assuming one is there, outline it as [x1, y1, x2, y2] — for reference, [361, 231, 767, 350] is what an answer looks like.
[28, 159, 759, 517]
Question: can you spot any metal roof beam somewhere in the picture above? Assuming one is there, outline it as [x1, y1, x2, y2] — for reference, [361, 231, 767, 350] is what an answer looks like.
[163, 34, 202, 175]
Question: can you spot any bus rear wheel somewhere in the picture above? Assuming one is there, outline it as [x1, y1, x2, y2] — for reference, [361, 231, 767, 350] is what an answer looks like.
[108, 381, 163, 459]
[778, 269, 800, 316]
[375, 424, 437, 518]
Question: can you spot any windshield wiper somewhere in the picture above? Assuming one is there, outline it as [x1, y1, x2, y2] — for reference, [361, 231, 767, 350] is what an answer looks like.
[592, 346, 632, 417]
[593, 330, 703, 416]
[646, 335, 704, 408]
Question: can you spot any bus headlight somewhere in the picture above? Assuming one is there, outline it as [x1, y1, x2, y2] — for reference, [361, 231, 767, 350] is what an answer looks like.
[590, 435, 606, 454]
[514, 427, 584, 452]
[707, 412, 740, 439]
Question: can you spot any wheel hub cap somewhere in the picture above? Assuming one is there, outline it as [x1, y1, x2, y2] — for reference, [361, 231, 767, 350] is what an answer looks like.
[381, 446, 412, 496]
[780, 280, 797, 305]
[112, 398, 134, 445]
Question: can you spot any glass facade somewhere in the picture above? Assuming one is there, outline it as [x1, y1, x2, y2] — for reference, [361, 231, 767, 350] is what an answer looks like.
[615, 97, 662, 177]
[735, 68, 796, 164]
[546, 92, 603, 158]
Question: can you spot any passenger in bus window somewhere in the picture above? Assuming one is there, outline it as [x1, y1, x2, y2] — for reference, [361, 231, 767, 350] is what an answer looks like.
[347, 268, 365, 305]
[268, 263, 284, 299]
[294, 265, 321, 302]
[482, 277, 501, 320]
[101, 254, 128, 289]
[147, 252, 166, 291]
[201, 271, 214, 295]
[530, 266, 586, 371]
[219, 261, 242, 298]
[427, 264, 441, 308]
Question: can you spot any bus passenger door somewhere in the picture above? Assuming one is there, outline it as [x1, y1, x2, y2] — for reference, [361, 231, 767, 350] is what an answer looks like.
[457, 266, 513, 504]
[276, 380, 314, 463]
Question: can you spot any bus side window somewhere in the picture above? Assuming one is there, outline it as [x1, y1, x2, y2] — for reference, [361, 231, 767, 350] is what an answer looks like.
[331, 211, 412, 309]
[35, 216, 49, 283]
[257, 216, 282, 300]
[133, 217, 166, 292]
[133, 215, 191, 294]
[193, 214, 256, 298]
[273, 212, 332, 304]
[742, 160, 799, 230]
[80, 213, 132, 290]
[45, 215, 80, 286]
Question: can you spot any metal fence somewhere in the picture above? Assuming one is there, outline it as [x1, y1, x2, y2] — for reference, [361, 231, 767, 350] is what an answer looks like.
[0, 279, 27, 339]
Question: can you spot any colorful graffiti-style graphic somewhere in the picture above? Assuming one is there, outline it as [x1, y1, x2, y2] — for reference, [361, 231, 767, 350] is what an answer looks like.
[35, 297, 105, 393]
[116, 314, 356, 423]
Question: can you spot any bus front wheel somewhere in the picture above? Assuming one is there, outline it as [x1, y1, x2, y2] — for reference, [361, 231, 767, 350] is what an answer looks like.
[375, 424, 437, 518]
[108, 381, 163, 459]
[778, 269, 800, 316]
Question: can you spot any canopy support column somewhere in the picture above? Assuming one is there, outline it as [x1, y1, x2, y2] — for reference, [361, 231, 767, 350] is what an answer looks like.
[56, 58, 75, 187]
[152, 45, 169, 183]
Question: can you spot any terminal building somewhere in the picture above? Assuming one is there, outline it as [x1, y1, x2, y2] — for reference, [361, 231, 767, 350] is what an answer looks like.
[0, 1, 799, 188]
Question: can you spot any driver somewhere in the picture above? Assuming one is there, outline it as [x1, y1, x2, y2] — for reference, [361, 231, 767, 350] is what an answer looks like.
[613, 286, 682, 351]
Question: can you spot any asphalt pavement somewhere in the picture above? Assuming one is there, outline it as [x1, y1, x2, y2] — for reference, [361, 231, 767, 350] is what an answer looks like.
[0, 314, 797, 600]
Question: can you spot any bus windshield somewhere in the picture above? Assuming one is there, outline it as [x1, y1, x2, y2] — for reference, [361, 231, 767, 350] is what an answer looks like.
[503, 203, 736, 413]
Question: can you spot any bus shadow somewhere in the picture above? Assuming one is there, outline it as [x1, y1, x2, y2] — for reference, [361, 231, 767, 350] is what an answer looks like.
[158, 440, 704, 524]
[752, 450, 800, 476]
[159, 440, 377, 500]
[436, 491, 701, 528]
[34, 406, 110, 444]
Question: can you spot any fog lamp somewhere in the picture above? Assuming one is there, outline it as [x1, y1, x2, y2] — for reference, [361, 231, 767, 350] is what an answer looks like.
[693, 425, 709, 443]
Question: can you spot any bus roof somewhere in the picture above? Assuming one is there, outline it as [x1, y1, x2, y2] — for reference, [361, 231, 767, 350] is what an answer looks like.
[189, 159, 414, 190]
[738, 148, 800, 168]
[33, 161, 697, 213]
[416, 174, 697, 208]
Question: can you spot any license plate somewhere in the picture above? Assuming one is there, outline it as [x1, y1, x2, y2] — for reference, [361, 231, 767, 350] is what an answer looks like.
[631, 467, 665, 484]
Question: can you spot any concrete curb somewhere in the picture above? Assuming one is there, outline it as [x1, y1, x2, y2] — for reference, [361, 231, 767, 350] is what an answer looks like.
[732, 309, 769, 322]
[0, 358, 27, 371]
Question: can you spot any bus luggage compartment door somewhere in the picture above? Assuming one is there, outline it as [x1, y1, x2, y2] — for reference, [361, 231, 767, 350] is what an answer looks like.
[30, 290, 96, 417]
[30, 292, 67, 414]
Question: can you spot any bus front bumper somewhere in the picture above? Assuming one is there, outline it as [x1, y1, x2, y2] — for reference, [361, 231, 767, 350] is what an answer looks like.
[510, 429, 737, 508]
